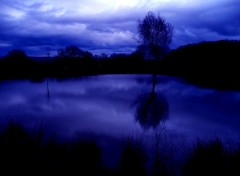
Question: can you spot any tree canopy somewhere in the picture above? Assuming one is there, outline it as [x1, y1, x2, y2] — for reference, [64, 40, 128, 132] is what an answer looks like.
[138, 12, 173, 60]
[57, 46, 93, 59]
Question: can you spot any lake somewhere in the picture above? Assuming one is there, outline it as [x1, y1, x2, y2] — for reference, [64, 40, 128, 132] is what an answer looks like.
[1, 74, 240, 154]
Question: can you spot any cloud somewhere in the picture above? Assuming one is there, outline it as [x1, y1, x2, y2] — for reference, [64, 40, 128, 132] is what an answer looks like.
[0, 0, 239, 56]
[166, 0, 240, 47]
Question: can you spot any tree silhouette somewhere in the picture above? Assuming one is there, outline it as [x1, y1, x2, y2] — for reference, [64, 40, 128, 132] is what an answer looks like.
[57, 46, 93, 59]
[138, 12, 173, 92]
[3, 49, 30, 63]
[138, 12, 173, 60]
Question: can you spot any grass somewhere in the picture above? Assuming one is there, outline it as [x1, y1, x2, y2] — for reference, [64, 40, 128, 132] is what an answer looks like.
[183, 138, 240, 176]
[0, 121, 240, 175]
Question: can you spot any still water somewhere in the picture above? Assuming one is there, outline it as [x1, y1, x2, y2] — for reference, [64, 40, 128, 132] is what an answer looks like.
[1, 74, 240, 144]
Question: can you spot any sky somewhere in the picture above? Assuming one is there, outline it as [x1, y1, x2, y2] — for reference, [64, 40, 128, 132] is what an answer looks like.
[0, 0, 240, 57]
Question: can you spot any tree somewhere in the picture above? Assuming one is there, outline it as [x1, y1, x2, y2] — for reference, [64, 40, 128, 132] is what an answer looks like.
[3, 49, 30, 64]
[138, 12, 173, 60]
[57, 45, 93, 59]
[5, 49, 28, 59]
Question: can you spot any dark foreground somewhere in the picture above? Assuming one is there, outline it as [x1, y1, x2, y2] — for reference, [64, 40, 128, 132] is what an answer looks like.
[1, 122, 240, 176]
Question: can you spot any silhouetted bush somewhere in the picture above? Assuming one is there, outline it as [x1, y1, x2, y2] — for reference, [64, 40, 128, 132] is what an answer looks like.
[0, 49, 43, 81]
[0, 121, 43, 175]
[117, 137, 148, 176]
[65, 134, 102, 175]
[151, 125, 179, 176]
[183, 138, 240, 176]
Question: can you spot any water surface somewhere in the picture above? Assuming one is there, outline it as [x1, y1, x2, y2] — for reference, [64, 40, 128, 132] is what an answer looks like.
[1, 74, 240, 144]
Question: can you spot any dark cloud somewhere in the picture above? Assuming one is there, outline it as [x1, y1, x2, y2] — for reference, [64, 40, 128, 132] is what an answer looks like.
[0, 0, 239, 56]
[167, 0, 240, 47]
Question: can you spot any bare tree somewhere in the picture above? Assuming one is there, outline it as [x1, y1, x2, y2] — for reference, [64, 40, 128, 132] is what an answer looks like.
[138, 12, 173, 60]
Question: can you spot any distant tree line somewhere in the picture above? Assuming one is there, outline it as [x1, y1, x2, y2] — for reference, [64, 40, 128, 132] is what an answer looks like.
[1, 39, 240, 91]
[0, 45, 160, 81]
[162, 40, 240, 90]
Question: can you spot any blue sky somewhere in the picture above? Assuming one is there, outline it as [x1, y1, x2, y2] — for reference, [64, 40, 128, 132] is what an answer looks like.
[0, 0, 240, 56]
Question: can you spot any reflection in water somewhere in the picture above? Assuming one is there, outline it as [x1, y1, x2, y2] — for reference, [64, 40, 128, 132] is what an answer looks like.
[46, 78, 51, 102]
[134, 75, 169, 129]
[1, 74, 240, 143]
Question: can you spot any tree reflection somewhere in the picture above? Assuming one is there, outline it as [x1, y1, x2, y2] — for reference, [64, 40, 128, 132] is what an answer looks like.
[134, 75, 169, 129]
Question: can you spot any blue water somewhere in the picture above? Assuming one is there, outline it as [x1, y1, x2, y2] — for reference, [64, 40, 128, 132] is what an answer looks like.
[1, 74, 240, 144]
